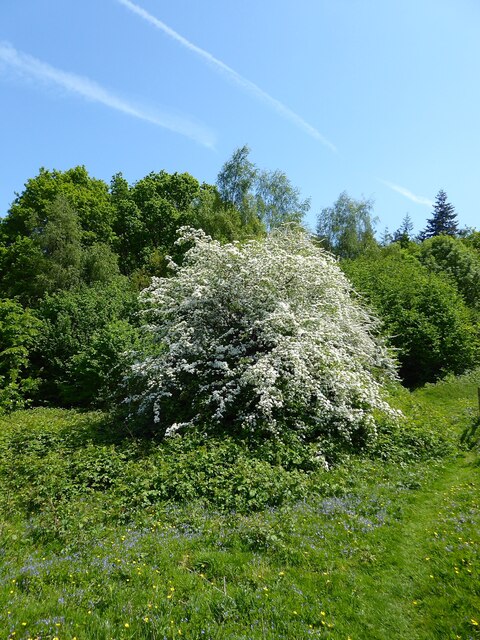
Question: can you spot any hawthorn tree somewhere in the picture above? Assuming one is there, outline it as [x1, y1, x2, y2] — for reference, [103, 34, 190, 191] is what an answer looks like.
[124, 227, 398, 451]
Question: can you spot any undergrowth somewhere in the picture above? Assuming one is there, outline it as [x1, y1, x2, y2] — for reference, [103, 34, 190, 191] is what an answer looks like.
[0, 371, 479, 638]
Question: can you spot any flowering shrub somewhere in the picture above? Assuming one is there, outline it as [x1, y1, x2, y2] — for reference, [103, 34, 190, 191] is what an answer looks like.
[124, 227, 398, 449]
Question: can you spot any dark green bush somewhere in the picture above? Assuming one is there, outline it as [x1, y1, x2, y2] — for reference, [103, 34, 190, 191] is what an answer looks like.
[31, 279, 139, 406]
[418, 235, 480, 309]
[0, 298, 40, 412]
[343, 247, 479, 387]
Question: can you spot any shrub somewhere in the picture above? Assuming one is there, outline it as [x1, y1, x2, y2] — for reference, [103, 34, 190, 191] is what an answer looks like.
[418, 235, 480, 309]
[343, 247, 479, 387]
[68, 319, 140, 406]
[124, 227, 398, 452]
[32, 278, 139, 406]
[0, 299, 40, 412]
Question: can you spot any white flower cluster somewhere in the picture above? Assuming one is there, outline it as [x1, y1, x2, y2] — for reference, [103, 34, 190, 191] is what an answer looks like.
[126, 227, 398, 445]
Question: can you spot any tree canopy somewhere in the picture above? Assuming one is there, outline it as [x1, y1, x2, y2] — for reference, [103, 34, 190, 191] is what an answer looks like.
[343, 246, 479, 386]
[2, 166, 115, 245]
[217, 145, 310, 231]
[316, 192, 378, 259]
[418, 234, 480, 309]
[0, 156, 478, 419]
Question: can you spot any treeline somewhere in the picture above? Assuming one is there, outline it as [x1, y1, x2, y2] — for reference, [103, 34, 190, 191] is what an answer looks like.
[0, 147, 479, 413]
[317, 191, 480, 386]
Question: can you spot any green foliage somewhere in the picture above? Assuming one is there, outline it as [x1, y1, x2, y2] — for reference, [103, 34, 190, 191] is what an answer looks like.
[111, 170, 203, 274]
[37, 194, 83, 289]
[0, 235, 44, 303]
[461, 229, 480, 255]
[392, 213, 414, 248]
[2, 372, 477, 522]
[316, 191, 378, 259]
[117, 434, 313, 514]
[255, 168, 310, 231]
[418, 234, 480, 308]
[189, 182, 265, 243]
[343, 247, 479, 386]
[366, 376, 475, 462]
[31, 278, 139, 406]
[0, 190, 119, 303]
[217, 145, 257, 213]
[68, 319, 140, 407]
[2, 165, 115, 244]
[0, 409, 313, 519]
[1, 371, 479, 639]
[0, 299, 40, 412]
[111, 169, 265, 276]
[217, 145, 310, 230]
[0, 195, 84, 302]
[128, 171, 199, 248]
[81, 241, 120, 285]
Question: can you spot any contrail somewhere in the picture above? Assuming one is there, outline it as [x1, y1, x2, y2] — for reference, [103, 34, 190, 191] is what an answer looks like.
[0, 41, 216, 148]
[117, 0, 336, 152]
[380, 179, 433, 207]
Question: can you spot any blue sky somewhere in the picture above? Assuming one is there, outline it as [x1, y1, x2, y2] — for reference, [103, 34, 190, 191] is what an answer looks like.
[1, 0, 479, 235]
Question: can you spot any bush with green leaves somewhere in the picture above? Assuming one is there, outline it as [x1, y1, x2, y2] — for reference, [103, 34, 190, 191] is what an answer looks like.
[0, 299, 40, 412]
[418, 234, 480, 309]
[124, 227, 398, 452]
[32, 278, 139, 406]
[343, 246, 479, 387]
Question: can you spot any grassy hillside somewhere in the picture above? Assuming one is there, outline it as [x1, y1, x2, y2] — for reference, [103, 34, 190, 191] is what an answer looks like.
[1, 373, 479, 639]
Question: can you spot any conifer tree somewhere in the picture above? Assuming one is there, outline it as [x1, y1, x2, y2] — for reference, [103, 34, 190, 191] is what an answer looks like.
[421, 190, 458, 239]
[393, 213, 414, 247]
[379, 227, 392, 247]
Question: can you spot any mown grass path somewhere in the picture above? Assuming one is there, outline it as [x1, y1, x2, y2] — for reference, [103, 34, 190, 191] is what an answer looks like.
[344, 454, 480, 640]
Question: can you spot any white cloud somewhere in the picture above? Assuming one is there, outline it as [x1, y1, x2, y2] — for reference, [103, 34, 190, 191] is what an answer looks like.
[0, 41, 216, 148]
[117, 0, 336, 152]
[379, 179, 433, 207]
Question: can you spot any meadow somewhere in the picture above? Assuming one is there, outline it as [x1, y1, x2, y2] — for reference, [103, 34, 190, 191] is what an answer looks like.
[1, 372, 479, 640]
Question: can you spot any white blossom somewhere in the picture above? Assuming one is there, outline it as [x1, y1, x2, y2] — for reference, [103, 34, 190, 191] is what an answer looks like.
[124, 226, 399, 447]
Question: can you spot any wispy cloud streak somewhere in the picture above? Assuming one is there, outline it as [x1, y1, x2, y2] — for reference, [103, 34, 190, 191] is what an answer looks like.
[0, 41, 215, 148]
[380, 179, 433, 207]
[117, 0, 336, 152]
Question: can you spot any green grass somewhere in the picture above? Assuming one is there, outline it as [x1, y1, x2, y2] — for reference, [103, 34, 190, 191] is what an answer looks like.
[1, 373, 479, 639]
